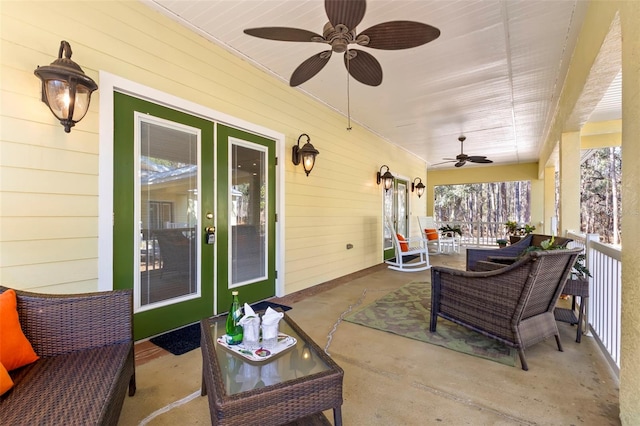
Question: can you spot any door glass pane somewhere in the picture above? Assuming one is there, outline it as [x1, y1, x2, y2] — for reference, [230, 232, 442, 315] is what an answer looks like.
[383, 189, 394, 250]
[397, 181, 407, 236]
[230, 140, 266, 285]
[138, 118, 199, 307]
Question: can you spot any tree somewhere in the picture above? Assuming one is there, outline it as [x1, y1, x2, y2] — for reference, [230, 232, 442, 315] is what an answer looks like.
[580, 147, 621, 244]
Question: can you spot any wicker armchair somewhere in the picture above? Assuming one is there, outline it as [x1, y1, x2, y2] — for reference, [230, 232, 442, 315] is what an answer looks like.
[430, 248, 582, 370]
[0, 287, 136, 425]
[466, 233, 573, 271]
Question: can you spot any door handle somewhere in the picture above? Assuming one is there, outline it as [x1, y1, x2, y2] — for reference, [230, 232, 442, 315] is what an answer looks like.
[205, 226, 215, 244]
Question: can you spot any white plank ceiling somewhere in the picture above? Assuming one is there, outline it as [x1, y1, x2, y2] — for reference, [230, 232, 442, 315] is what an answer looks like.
[144, 0, 621, 169]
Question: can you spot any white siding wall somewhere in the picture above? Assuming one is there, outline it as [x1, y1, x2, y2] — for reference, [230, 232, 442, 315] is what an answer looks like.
[0, 1, 427, 294]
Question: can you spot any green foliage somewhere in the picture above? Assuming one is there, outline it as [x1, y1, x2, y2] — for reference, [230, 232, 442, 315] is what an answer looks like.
[439, 224, 462, 236]
[524, 237, 592, 279]
[496, 239, 508, 246]
[504, 220, 518, 234]
[505, 221, 535, 236]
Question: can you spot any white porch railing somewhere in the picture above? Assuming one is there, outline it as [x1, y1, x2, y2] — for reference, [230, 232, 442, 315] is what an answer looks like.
[432, 220, 505, 246]
[566, 231, 621, 376]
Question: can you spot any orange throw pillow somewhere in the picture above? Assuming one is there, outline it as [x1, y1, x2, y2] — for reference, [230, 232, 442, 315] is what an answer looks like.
[396, 234, 409, 252]
[0, 362, 13, 395]
[424, 229, 439, 241]
[0, 289, 39, 371]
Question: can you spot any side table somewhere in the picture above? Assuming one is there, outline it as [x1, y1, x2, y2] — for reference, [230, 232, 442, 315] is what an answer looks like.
[200, 312, 344, 426]
[554, 278, 589, 343]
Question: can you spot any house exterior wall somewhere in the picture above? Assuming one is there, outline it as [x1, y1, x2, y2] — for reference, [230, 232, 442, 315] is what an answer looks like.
[0, 1, 427, 295]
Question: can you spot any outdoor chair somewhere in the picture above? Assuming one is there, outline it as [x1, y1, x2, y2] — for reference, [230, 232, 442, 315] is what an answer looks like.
[430, 247, 582, 370]
[385, 219, 431, 272]
[466, 233, 573, 271]
[417, 216, 457, 254]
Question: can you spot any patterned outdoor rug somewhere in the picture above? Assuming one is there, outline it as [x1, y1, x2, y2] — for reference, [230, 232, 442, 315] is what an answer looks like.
[345, 281, 517, 366]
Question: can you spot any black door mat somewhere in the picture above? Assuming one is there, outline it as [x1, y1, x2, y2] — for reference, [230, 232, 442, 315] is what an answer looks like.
[149, 301, 291, 355]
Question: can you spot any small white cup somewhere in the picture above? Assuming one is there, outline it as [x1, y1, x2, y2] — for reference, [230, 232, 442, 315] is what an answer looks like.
[261, 322, 279, 349]
[241, 317, 261, 350]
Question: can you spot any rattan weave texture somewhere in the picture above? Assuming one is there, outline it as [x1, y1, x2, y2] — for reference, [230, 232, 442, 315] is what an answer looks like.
[0, 287, 136, 425]
[430, 248, 582, 370]
[200, 313, 343, 426]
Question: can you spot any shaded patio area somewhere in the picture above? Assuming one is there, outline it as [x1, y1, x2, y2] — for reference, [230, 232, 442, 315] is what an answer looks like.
[122, 252, 619, 425]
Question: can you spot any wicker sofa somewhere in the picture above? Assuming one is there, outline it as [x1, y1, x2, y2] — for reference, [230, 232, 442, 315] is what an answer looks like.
[0, 286, 136, 425]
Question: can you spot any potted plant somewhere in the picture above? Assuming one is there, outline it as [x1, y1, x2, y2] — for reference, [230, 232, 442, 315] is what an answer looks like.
[438, 224, 462, 237]
[496, 239, 508, 248]
[505, 221, 536, 244]
[525, 237, 592, 279]
[504, 220, 518, 235]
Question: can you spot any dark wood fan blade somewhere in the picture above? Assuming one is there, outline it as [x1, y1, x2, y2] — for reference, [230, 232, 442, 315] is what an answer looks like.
[244, 27, 322, 42]
[290, 51, 332, 86]
[360, 21, 441, 50]
[431, 160, 457, 166]
[325, 0, 366, 30]
[344, 49, 382, 86]
[455, 161, 466, 168]
[468, 158, 493, 164]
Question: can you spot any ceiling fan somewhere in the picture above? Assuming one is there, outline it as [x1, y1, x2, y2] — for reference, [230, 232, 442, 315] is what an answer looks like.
[436, 136, 493, 168]
[243, 0, 441, 87]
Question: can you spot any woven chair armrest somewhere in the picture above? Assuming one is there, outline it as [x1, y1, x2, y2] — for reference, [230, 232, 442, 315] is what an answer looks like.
[474, 261, 508, 271]
[2, 287, 133, 357]
[486, 256, 518, 264]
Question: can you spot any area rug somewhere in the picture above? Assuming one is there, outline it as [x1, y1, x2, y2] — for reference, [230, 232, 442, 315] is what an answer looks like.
[344, 281, 517, 366]
[150, 301, 291, 355]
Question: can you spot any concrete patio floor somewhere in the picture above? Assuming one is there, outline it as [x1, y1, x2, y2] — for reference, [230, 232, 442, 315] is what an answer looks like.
[120, 252, 620, 425]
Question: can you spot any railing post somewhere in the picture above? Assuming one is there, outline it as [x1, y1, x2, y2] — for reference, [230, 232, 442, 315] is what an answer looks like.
[583, 233, 599, 338]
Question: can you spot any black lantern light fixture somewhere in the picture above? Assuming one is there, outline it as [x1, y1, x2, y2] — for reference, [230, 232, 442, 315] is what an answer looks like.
[34, 40, 98, 133]
[377, 165, 394, 191]
[292, 133, 319, 176]
[412, 177, 426, 198]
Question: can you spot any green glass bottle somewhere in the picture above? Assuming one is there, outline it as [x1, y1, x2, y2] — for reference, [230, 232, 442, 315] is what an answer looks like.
[225, 291, 243, 345]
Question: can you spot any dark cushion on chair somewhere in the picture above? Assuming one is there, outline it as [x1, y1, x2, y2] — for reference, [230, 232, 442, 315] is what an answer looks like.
[1, 343, 132, 425]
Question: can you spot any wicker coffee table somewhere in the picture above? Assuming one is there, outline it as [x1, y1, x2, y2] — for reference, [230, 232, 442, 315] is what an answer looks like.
[200, 312, 344, 426]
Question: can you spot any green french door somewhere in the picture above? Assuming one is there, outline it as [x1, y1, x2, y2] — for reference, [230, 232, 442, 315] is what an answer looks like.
[215, 125, 276, 314]
[113, 92, 214, 339]
[113, 93, 276, 340]
[383, 177, 409, 260]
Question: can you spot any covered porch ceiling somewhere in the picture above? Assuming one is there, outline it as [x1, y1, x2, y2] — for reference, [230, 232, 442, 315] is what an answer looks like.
[145, 0, 621, 169]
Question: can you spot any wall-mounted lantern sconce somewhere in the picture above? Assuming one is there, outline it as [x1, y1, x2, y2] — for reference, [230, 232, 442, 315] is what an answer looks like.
[292, 133, 319, 176]
[34, 40, 98, 133]
[377, 165, 394, 191]
[412, 177, 425, 198]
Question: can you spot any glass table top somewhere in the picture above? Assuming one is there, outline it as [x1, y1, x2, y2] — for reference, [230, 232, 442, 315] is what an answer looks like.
[206, 315, 332, 396]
